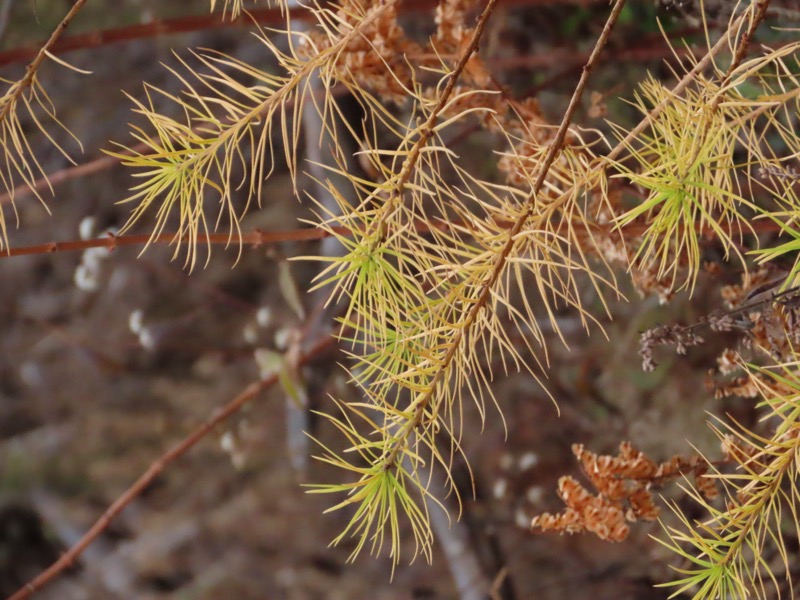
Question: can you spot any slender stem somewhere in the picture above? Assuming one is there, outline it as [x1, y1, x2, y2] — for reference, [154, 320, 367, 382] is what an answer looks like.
[682, 0, 771, 171]
[0, 4, 322, 67]
[7, 334, 336, 600]
[0, 0, 88, 124]
[1, 211, 786, 260]
[0, 227, 341, 258]
[0, 0, 604, 67]
[0, 152, 123, 208]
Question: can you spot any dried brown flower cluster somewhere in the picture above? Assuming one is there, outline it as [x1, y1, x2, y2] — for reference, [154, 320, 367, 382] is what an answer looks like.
[716, 269, 800, 361]
[719, 433, 759, 464]
[531, 442, 717, 542]
[433, 0, 472, 51]
[532, 475, 632, 542]
[639, 323, 705, 372]
[704, 310, 737, 333]
[639, 266, 800, 377]
[708, 372, 761, 398]
[303, 0, 422, 103]
[708, 352, 799, 400]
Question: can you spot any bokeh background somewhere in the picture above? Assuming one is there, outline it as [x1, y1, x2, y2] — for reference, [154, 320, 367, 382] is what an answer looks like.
[0, 1, 793, 598]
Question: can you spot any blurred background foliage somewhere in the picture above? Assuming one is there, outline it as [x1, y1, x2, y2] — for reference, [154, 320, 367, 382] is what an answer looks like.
[0, 0, 797, 598]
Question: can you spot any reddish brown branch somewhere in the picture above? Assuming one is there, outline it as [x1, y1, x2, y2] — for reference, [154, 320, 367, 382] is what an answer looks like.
[0, 17, 705, 210]
[0, 152, 123, 208]
[0, 218, 449, 258]
[7, 333, 336, 600]
[0, 0, 602, 68]
[0, 227, 342, 258]
[1, 212, 785, 261]
[0, 6, 309, 68]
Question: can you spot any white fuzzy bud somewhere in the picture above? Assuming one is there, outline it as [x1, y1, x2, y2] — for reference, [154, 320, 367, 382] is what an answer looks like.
[518, 452, 539, 471]
[492, 478, 507, 499]
[74, 264, 99, 291]
[220, 431, 236, 453]
[79, 217, 96, 240]
[128, 309, 144, 334]
[242, 323, 258, 344]
[256, 307, 272, 328]
[138, 327, 156, 351]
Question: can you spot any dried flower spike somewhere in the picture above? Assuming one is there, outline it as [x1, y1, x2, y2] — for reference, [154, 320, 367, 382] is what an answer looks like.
[639, 324, 705, 372]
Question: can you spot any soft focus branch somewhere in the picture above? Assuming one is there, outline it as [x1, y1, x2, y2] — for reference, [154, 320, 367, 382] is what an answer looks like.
[1, 212, 787, 260]
[0, 0, 605, 67]
[7, 334, 336, 600]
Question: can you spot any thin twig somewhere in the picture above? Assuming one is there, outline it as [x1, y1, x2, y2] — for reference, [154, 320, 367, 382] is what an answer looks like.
[0, 0, 88, 124]
[683, 0, 771, 169]
[0, 152, 123, 208]
[0, 227, 340, 258]
[7, 334, 336, 600]
[2, 210, 786, 260]
[0, 5, 309, 67]
[0, 0, 603, 67]
[604, 3, 762, 163]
